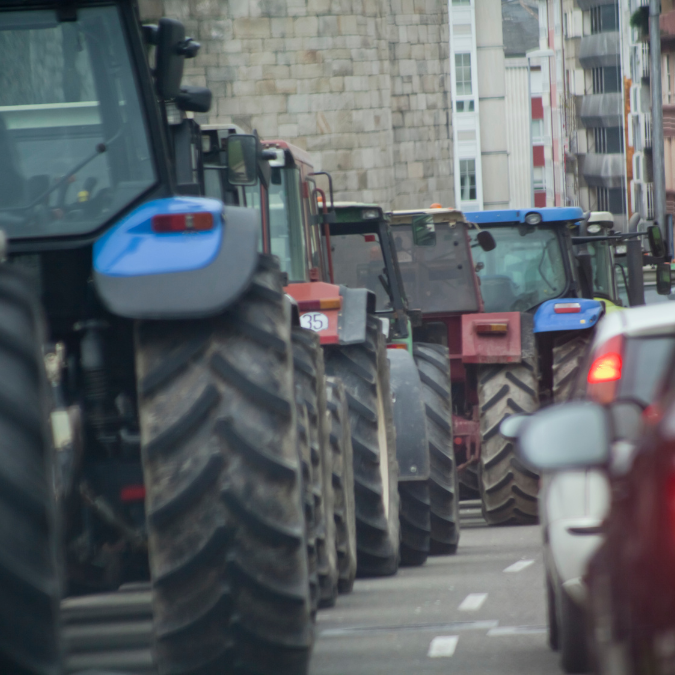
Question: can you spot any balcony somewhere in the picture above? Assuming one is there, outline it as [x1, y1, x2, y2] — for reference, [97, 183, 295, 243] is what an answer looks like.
[631, 43, 650, 82]
[635, 182, 655, 220]
[579, 32, 621, 69]
[633, 113, 652, 151]
[579, 153, 626, 188]
[580, 93, 623, 128]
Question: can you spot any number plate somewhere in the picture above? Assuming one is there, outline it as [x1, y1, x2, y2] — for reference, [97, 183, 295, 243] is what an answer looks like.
[300, 312, 329, 332]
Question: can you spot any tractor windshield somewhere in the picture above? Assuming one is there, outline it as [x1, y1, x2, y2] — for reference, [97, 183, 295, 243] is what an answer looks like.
[0, 7, 156, 239]
[388, 221, 481, 314]
[469, 224, 568, 313]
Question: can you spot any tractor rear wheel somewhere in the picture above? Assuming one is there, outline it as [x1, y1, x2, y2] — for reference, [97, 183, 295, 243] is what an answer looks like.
[291, 327, 338, 609]
[552, 331, 592, 403]
[137, 255, 312, 675]
[0, 265, 62, 675]
[324, 317, 400, 577]
[413, 344, 460, 554]
[477, 358, 540, 525]
[325, 377, 357, 594]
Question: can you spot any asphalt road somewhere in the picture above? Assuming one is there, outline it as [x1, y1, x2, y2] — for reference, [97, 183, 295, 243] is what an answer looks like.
[310, 523, 563, 675]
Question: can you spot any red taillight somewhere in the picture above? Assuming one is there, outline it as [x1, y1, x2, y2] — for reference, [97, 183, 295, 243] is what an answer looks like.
[152, 212, 214, 232]
[120, 485, 146, 503]
[364, 234, 376, 242]
[386, 343, 408, 350]
[554, 302, 581, 314]
[297, 298, 342, 311]
[587, 353, 622, 383]
[475, 322, 508, 335]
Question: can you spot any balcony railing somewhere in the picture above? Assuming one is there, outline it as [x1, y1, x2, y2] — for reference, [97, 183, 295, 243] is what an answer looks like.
[631, 43, 650, 81]
[633, 112, 652, 151]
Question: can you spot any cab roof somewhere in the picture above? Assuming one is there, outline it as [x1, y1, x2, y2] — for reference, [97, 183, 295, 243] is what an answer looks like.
[463, 207, 585, 225]
[388, 208, 466, 225]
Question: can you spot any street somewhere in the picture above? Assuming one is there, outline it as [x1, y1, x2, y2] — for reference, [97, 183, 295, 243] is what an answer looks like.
[311, 523, 561, 675]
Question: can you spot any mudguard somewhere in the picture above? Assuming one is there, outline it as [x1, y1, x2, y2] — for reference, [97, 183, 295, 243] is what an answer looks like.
[387, 349, 430, 481]
[93, 198, 259, 319]
[337, 285, 376, 345]
[533, 298, 603, 334]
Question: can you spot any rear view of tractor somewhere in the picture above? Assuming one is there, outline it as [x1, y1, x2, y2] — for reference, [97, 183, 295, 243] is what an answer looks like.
[0, 5, 315, 675]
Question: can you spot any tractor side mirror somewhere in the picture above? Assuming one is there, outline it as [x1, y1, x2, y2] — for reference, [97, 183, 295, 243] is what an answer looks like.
[155, 18, 186, 100]
[477, 231, 496, 252]
[175, 86, 212, 113]
[648, 225, 667, 259]
[226, 135, 257, 186]
[656, 261, 673, 296]
[412, 215, 436, 246]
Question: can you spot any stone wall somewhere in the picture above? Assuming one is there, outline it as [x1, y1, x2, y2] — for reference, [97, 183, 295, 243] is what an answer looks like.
[139, 0, 454, 209]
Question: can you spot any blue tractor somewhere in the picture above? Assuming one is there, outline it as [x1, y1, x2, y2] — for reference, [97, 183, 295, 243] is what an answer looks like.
[0, 3, 313, 675]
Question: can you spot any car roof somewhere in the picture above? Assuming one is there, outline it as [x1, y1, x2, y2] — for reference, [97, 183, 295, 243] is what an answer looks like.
[593, 303, 675, 347]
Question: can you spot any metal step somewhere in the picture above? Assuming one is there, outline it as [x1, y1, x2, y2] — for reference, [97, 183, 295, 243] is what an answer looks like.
[62, 586, 157, 674]
[460, 499, 487, 528]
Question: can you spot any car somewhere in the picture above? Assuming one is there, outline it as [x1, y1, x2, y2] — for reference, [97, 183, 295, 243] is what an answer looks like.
[537, 303, 675, 673]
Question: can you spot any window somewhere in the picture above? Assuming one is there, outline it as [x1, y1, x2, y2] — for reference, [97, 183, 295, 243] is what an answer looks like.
[459, 159, 476, 201]
[597, 187, 626, 214]
[456, 100, 475, 112]
[455, 53, 473, 96]
[594, 127, 623, 153]
[592, 66, 621, 94]
[533, 167, 545, 191]
[532, 119, 544, 144]
[452, 0, 470, 4]
[591, 4, 618, 34]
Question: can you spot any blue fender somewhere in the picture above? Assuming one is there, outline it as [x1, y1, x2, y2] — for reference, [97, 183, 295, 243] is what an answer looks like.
[93, 197, 259, 319]
[533, 298, 603, 334]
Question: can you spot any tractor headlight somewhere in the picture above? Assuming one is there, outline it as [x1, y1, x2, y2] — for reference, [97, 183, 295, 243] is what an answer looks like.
[524, 212, 542, 226]
[586, 223, 602, 234]
[362, 209, 379, 220]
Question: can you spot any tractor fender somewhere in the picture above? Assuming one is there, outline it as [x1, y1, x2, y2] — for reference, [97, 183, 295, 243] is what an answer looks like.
[93, 199, 259, 319]
[336, 285, 376, 345]
[386, 348, 430, 481]
[533, 298, 603, 334]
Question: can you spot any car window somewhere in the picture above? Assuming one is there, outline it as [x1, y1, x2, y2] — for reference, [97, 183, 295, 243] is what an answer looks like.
[619, 335, 675, 405]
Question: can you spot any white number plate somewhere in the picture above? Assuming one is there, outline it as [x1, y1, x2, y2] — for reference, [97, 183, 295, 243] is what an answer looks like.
[300, 312, 329, 332]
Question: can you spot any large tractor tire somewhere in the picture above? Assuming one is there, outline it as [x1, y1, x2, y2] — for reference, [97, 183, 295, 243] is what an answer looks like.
[552, 331, 592, 403]
[413, 344, 460, 554]
[325, 377, 357, 594]
[137, 255, 312, 675]
[477, 358, 540, 525]
[398, 481, 430, 566]
[324, 317, 400, 577]
[0, 265, 62, 675]
[291, 327, 338, 609]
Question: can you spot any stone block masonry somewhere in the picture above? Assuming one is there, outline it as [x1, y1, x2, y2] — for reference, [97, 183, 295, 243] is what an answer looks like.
[140, 0, 454, 210]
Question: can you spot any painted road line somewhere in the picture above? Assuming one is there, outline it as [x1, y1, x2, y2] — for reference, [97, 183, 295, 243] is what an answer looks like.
[458, 593, 488, 611]
[428, 636, 459, 658]
[503, 559, 535, 573]
[320, 620, 497, 637]
[487, 626, 547, 636]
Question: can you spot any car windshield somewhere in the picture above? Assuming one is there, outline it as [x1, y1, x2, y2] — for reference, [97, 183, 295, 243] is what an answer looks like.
[388, 221, 481, 313]
[0, 7, 156, 239]
[469, 224, 568, 312]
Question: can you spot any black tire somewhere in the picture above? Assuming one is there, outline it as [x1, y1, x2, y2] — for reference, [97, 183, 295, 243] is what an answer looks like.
[546, 571, 559, 651]
[559, 588, 589, 673]
[477, 358, 540, 525]
[137, 255, 312, 675]
[325, 377, 357, 594]
[324, 317, 400, 577]
[398, 481, 430, 566]
[0, 265, 62, 675]
[552, 331, 592, 403]
[291, 327, 338, 609]
[413, 343, 460, 555]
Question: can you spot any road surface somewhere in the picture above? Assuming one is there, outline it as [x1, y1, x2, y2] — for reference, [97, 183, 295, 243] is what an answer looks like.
[310, 524, 563, 675]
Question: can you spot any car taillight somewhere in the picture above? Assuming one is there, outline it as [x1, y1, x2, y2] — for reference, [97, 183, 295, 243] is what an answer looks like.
[587, 353, 622, 383]
[152, 212, 214, 232]
[587, 334, 624, 403]
[297, 298, 342, 311]
[387, 343, 408, 350]
[554, 302, 581, 314]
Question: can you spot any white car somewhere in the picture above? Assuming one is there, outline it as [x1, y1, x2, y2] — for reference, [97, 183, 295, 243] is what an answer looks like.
[541, 302, 675, 673]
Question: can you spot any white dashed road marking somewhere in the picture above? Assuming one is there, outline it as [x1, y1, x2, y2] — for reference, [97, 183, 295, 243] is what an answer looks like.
[503, 559, 534, 573]
[458, 593, 488, 611]
[487, 626, 547, 636]
[428, 635, 459, 658]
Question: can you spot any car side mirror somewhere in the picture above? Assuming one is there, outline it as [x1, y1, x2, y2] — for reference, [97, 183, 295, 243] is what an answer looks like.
[656, 261, 673, 296]
[477, 230, 496, 252]
[226, 135, 258, 186]
[511, 402, 610, 471]
[175, 86, 212, 113]
[499, 414, 529, 440]
[648, 224, 667, 259]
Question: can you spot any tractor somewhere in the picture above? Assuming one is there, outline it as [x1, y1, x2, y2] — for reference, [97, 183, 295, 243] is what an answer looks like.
[201, 129, 403, 580]
[0, 4, 318, 675]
